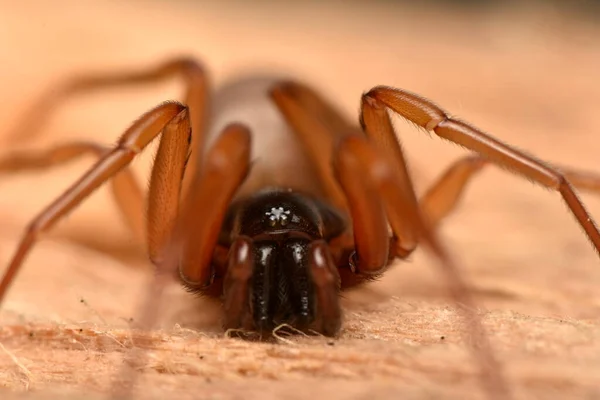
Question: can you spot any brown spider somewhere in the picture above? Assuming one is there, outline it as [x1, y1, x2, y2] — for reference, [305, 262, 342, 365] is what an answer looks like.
[1, 57, 600, 399]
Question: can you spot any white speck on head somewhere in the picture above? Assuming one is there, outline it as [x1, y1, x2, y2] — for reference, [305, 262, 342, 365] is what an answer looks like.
[265, 206, 292, 226]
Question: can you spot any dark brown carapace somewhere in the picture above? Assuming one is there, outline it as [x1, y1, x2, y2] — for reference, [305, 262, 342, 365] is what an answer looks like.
[1, 57, 600, 399]
[214, 189, 347, 336]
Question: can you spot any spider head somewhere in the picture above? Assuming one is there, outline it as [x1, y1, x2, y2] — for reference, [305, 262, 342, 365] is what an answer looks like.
[222, 189, 343, 337]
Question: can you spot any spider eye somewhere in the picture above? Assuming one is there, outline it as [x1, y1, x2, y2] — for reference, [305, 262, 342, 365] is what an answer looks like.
[265, 206, 291, 227]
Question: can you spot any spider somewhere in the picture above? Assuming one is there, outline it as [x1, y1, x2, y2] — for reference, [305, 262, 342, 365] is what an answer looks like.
[1, 57, 600, 399]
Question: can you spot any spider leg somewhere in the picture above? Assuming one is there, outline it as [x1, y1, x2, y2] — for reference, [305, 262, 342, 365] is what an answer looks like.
[176, 123, 251, 288]
[333, 134, 390, 275]
[5, 57, 208, 194]
[561, 168, 600, 192]
[271, 81, 420, 256]
[360, 91, 420, 254]
[0, 142, 146, 245]
[145, 109, 192, 265]
[419, 155, 487, 228]
[0, 102, 186, 305]
[335, 134, 510, 400]
[419, 155, 600, 229]
[365, 86, 600, 257]
[270, 81, 354, 212]
[112, 124, 251, 399]
[271, 81, 353, 134]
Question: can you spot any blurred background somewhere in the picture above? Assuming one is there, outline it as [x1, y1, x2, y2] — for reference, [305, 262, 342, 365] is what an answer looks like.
[0, 0, 600, 326]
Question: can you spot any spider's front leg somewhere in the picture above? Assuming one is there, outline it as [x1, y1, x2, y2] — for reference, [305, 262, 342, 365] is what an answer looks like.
[122, 122, 251, 347]
[414, 154, 600, 230]
[175, 123, 251, 288]
[364, 86, 600, 256]
[332, 134, 510, 400]
[0, 102, 188, 305]
[0, 142, 147, 246]
[5, 57, 208, 192]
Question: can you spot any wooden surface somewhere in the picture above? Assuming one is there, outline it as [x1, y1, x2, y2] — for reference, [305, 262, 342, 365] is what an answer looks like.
[0, 1, 600, 399]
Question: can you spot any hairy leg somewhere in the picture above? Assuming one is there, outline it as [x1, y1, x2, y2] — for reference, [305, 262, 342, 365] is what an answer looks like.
[419, 155, 600, 229]
[0, 102, 186, 305]
[176, 123, 252, 288]
[0, 142, 146, 244]
[145, 110, 191, 265]
[5, 57, 208, 197]
[112, 123, 252, 399]
[333, 135, 390, 275]
[335, 134, 510, 400]
[360, 93, 420, 254]
[271, 81, 423, 257]
[365, 86, 600, 258]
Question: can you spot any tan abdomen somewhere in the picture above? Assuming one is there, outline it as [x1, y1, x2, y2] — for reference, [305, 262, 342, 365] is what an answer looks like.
[205, 76, 326, 199]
